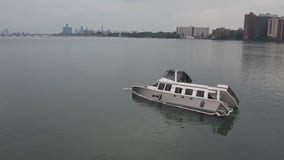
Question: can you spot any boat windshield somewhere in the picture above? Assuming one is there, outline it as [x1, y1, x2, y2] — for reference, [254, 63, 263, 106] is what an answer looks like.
[177, 71, 192, 83]
[163, 70, 175, 81]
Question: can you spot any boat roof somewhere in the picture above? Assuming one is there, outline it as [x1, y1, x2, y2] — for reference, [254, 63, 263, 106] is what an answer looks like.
[159, 70, 228, 91]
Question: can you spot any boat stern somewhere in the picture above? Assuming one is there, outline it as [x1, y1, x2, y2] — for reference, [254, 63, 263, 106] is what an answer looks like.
[217, 84, 240, 108]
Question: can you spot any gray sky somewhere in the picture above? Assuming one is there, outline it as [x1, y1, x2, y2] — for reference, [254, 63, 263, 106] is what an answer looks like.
[1, 0, 284, 33]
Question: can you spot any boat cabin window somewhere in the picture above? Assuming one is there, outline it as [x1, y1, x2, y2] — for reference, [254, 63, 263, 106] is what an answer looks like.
[196, 90, 204, 97]
[158, 83, 165, 90]
[175, 87, 182, 94]
[185, 89, 193, 95]
[165, 84, 172, 91]
[208, 91, 217, 100]
[177, 71, 192, 83]
[153, 83, 158, 87]
[163, 70, 175, 81]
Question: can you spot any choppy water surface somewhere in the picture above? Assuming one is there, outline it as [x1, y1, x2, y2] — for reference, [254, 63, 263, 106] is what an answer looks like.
[0, 37, 283, 160]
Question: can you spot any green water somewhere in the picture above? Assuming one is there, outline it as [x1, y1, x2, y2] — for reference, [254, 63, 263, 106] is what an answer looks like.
[0, 37, 283, 160]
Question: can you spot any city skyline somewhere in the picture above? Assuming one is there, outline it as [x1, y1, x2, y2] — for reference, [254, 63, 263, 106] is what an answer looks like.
[1, 0, 284, 33]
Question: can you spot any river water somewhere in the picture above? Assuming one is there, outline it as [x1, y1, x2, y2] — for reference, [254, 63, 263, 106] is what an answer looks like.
[0, 37, 283, 160]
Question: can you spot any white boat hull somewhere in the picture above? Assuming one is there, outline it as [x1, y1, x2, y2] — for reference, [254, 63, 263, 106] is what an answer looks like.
[132, 86, 234, 116]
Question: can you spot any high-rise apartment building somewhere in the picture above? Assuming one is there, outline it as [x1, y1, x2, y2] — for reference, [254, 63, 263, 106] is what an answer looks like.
[253, 16, 268, 39]
[267, 18, 279, 38]
[244, 12, 278, 40]
[176, 27, 194, 38]
[267, 17, 284, 41]
[193, 27, 210, 38]
[212, 28, 243, 40]
[278, 18, 284, 41]
[176, 26, 209, 38]
[244, 12, 255, 40]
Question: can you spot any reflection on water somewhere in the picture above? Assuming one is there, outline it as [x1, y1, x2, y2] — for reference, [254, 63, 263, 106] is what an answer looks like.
[241, 42, 284, 115]
[241, 42, 284, 88]
[1, 38, 284, 160]
[132, 93, 238, 136]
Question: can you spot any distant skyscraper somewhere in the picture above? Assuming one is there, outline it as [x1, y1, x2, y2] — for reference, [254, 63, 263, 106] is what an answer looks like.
[62, 24, 72, 35]
[79, 26, 84, 34]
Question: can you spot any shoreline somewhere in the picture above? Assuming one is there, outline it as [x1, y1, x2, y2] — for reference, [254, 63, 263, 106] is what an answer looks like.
[0, 35, 283, 43]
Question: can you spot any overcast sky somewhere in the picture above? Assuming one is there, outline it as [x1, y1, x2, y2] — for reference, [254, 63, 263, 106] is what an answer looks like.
[1, 0, 284, 33]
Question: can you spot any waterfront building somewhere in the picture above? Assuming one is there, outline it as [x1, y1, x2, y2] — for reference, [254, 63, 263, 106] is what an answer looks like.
[278, 18, 284, 41]
[212, 28, 243, 40]
[176, 26, 209, 38]
[253, 15, 270, 39]
[62, 24, 72, 35]
[176, 27, 190, 38]
[212, 28, 232, 39]
[193, 27, 210, 38]
[244, 12, 278, 40]
[176, 27, 193, 38]
[267, 18, 279, 38]
[244, 12, 255, 40]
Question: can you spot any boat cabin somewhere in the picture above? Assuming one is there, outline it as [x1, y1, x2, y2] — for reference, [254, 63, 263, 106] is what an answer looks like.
[162, 70, 192, 83]
[154, 82, 219, 100]
[151, 70, 239, 106]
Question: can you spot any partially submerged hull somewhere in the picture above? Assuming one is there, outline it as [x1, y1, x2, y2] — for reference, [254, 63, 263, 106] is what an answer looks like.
[132, 86, 234, 116]
[127, 70, 239, 117]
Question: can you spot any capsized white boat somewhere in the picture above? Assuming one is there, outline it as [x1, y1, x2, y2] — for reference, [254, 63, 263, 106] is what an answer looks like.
[129, 70, 239, 116]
